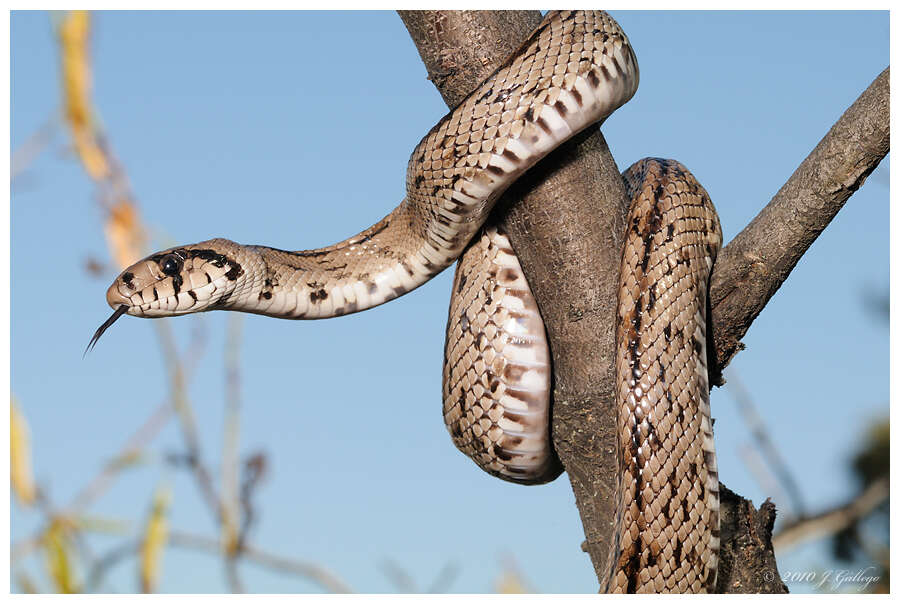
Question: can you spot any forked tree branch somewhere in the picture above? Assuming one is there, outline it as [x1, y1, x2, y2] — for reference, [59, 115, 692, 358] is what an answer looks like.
[398, 9, 887, 593]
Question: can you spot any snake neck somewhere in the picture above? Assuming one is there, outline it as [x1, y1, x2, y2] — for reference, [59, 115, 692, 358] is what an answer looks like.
[222, 11, 639, 321]
[107, 10, 638, 323]
[234, 202, 483, 319]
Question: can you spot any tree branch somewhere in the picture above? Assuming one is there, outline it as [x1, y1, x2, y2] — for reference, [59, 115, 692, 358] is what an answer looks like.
[398, 10, 888, 592]
[772, 477, 889, 553]
[709, 67, 889, 377]
[400, 9, 628, 585]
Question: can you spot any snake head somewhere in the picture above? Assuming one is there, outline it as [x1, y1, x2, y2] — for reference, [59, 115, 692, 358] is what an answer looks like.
[88, 238, 249, 355]
[106, 238, 247, 318]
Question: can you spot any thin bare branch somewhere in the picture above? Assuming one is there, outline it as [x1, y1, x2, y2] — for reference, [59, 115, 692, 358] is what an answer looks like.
[378, 558, 417, 593]
[222, 314, 244, 555]
[772, 477, 889, 553]
[225, 557, 245, 594]
[426, 561, 460, 594]
[709, 67, 889, 376]
[169, 531, 353, 593]
[68, 320, 207, 515]
[11, 116, 57, 183]
[738, 444, 795, 523]
[728, 370, 807, 516]
[84, 529, 352, 594]
[154, 320, 223, 522]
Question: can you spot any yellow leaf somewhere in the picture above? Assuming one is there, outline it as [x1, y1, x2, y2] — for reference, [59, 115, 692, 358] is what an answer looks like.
[495, 570, 528, 593]
[10, 396, 37, 506]
[104, 200, 145, 270]
[140, 485, 171, 593]
[43, 520, 79, 594]
[58, 10, 110, 181]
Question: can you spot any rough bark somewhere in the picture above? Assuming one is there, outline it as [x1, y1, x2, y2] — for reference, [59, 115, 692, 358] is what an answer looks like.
[398, 10, 888, 593]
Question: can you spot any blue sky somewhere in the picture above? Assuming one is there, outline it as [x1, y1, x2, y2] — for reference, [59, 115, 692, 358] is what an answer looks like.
[10, 11, 889, 593]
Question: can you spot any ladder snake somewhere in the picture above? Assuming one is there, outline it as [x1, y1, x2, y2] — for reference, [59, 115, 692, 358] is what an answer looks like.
[91, 10, 722, 593]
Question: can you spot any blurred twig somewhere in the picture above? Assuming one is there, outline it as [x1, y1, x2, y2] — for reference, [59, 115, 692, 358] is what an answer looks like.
[154, 321, 224, 524]
[378, 558, 417, 593]
[222, 315, 244, 558]
[169, 531, 353, 594]
[84, 528, 352, 593]
[426, 561, 460, 594]
[378, 557, 460, 594]
[738, 443, 796, 524]
[727, 370, 807, 517]
[66, 321, 208, 515]
[11, 116, 58, 184]
[773, 476, 889, 552]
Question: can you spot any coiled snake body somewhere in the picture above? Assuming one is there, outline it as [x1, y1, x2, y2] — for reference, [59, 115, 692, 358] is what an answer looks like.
[94, 10, 721, 593]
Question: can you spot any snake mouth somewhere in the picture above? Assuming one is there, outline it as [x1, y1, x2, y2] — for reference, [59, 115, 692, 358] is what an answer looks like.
[84, 305, 129, 356]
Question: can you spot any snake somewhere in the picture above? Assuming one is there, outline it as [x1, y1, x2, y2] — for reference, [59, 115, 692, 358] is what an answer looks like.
[89, 10, 722, 593]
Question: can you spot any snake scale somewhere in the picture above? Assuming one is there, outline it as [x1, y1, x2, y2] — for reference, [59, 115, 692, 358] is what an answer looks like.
[91, 10, 722, 593]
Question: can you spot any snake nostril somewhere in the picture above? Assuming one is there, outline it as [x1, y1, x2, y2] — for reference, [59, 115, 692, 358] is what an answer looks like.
[106, 282, 132, 310]
[122, 271, 135, 289]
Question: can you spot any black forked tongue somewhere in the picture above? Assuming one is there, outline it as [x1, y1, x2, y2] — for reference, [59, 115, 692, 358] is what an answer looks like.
[84, 305, 129, 357]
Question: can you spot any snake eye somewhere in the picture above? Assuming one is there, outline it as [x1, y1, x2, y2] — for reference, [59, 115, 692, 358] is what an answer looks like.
[159, 254, 183, 277]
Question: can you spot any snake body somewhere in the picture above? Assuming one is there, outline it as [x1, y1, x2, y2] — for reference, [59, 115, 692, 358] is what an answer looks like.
[98, 11, 721, 593]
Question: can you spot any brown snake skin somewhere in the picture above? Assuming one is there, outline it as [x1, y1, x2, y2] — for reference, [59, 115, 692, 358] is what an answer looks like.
[97, 11, 722, 593]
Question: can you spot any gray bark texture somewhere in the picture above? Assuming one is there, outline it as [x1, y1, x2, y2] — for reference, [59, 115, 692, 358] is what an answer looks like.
[398, 10, 888, 593]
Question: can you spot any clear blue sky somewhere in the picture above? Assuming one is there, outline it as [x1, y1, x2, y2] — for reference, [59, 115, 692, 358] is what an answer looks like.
[11, 11, 888, 593]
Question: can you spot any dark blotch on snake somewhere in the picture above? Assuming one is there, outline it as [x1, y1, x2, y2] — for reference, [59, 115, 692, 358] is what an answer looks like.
[600, 64, 613, 81]
[456, 272, 467, 293]
[625, 543, 642, 593]
[535, 117, 553, 135]
[225, 263, 243, 281]
[571, 87, 583, 106]
[692, 334, 703, 355]
[499, 268, 519, 283]
[122, 272, 135, 289]
[309, 288, 328, 302]
[492, 445, 514, 462]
